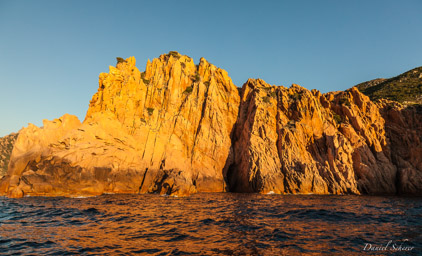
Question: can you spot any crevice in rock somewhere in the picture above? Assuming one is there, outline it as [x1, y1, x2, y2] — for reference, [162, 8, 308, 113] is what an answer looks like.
[224, 86, 242, 192]
[191, 83, 210, 160]
[138, 167, 148, 193]
[226, 163, 238, 192]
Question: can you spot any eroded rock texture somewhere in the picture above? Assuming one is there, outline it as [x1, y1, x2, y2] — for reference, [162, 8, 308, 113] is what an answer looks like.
[228, 79, 420, 195]
[0, 133, 18, 178]
[0, 53, 240, 197]
[378, 101, 422, 195]
[1, 53, 421, 198]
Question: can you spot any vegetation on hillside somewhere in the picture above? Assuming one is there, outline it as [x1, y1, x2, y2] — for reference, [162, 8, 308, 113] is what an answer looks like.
[355, 67, 422, 105]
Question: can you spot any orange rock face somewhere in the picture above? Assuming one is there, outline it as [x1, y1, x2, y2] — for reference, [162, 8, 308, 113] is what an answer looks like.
[227, 79, 418, 195]
[0, 53, 240, 197]
[0, 53, 421, 198]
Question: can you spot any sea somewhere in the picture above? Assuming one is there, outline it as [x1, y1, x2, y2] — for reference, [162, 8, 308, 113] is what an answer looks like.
[0, 193, 421, 255]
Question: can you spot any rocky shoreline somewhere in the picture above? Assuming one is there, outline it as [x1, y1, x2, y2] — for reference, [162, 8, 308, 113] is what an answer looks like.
[1, 53, 421, 198]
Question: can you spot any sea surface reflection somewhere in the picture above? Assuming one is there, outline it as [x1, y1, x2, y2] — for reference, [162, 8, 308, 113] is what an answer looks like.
[0, 193, 421, 255]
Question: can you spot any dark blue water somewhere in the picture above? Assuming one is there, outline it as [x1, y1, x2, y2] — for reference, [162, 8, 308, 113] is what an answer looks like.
[0, 193, 421, 255]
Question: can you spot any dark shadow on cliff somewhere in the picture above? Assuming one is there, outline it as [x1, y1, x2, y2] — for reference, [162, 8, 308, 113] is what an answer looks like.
[380, 104, 422, 195]
[223, 87, 242, 193]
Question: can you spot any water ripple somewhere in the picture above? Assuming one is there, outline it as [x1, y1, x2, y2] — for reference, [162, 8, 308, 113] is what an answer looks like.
[0, 194, 421, 255]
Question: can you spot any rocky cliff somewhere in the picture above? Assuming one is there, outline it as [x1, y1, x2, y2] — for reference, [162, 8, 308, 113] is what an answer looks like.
[1, 53, 421, 198]
[0, 133, 18, 178]
[0, 52, 240, 198]
[378, 100, 422, 195]
[228, 79, 397, 194]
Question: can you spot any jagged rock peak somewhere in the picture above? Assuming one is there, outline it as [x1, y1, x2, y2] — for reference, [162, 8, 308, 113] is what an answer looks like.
[1, 55, 421, 198]
[86, 52, 237, 124]
[0, 52, 240, 198]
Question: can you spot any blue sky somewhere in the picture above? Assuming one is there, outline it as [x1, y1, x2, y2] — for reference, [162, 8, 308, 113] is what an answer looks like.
[1, 0, 421, 136]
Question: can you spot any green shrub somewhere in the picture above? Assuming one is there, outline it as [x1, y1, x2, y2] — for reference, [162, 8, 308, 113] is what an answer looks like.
[339, 97, 351, 107]
[270, 91, 277, 98]
[181, 62, 186, 69]
[116, 57, 127, 64]
[184, 86, 193, 94]
[204, 81, 210, 86]
[147, 107, 154, 115]
[168, 51, 180, 58]
[291, 92, 301, 101]
[141, 72, 150, 84]
[333, 113, 342, 124]
[263, 96, 271, 103]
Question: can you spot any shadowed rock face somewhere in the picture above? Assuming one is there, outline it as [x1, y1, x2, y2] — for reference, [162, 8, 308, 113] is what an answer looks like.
[0, 53, 421, 198]
[378, 101, 422, 195]
[0, 53, 240, 198]
[0, 133, 18, 178]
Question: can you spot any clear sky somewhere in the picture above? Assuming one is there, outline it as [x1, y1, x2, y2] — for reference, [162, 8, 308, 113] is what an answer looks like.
[1, 0, 421, 136]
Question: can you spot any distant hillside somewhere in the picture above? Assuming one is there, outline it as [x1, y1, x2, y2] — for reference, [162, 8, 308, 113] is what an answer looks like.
[355, 67, 422, 105]
[0, 133, 18, 178]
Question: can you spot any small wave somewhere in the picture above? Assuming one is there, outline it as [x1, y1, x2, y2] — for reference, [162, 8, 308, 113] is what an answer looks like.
[1, 193, 421, 255]
[267, 191, 275, 194]
[84, 207, 100, 213]
[287, 192, 315, 195]
[165, 234, 190, 242]
[70, 195, 97, 199]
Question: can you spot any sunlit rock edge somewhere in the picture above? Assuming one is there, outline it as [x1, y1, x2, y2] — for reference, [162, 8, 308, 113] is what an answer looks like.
[1, 53, 421, 198]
